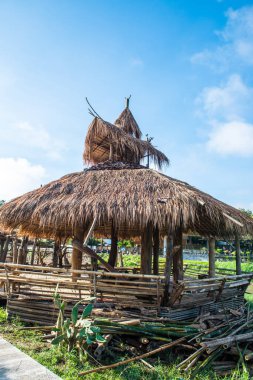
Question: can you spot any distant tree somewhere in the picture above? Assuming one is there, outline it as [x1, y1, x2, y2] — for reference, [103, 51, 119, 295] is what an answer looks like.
[0, 200, 5, 207]
[87, 237, 101, 247]
[239, 208, 253, 218]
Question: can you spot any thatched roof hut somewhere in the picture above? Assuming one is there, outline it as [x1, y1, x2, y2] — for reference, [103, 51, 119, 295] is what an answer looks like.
[0, 100, 252, 279]
[0, 160, 252, 240]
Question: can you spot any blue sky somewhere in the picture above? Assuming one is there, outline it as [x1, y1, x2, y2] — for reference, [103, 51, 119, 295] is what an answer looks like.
[0, 0, 252, 210]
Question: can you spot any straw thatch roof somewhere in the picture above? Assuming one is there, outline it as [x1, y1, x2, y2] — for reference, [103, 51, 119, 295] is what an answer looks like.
[115, 106, 142, 138]
[83, 117, 168, 169]
[0, 161, 252, 239]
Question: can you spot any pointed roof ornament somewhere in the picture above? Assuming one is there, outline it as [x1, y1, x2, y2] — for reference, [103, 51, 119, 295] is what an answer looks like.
[115, 96, 142, 139]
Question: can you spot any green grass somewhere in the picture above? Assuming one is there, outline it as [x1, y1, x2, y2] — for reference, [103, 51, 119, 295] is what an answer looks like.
[0, 307, 251, 380]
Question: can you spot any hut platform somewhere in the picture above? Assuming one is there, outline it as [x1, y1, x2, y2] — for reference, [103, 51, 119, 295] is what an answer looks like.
[0, 263, 252, 325]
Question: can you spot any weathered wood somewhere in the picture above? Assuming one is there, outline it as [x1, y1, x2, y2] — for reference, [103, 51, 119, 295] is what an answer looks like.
[235, 235, 241, 275]
[173, 228, 183, 282]
[72, 240, 115, 272]
[17, 237, 29, 265]
[162, 235, 173, 306]
[141, 221, 153, 274]
[52, 240, 59, 268]
[72, 230, 85, 280]
[108, 222, 118, 268]
[153, 226, 159, 275]
[12, 238, 18, 264]
[209, 237, 216, 278]
[0, 235, 10, 262]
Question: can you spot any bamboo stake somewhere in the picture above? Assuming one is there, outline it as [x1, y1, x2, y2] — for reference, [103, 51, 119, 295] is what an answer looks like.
[79, 337, 185, 376]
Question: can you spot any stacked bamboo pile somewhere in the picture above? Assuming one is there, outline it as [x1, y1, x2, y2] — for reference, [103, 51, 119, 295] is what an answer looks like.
[75, 306, 253, 376]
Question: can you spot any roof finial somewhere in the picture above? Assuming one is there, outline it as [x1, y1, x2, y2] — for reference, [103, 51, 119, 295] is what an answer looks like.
[125, 95, 131, 109]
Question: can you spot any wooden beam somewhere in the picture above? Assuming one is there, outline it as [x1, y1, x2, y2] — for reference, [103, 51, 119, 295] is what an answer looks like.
[153, 226, 159, 275]
[208, 237, 216, 278]
[108, 222, 118, 268]
[173, 228, 183, 282]
[140, 221, 153, 274]
[235, 235, 242, 275]
[72, 239, 115, 272]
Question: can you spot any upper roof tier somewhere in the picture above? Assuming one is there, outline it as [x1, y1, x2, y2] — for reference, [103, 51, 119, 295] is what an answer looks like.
[83, 116, 169, 169]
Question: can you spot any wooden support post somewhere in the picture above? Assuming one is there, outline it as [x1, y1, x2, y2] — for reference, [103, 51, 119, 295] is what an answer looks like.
[162, 235, 173, 306]
[108, 222, 118, 268]
[0, 236, 10, 262]
[235, 234, 242, 275]
[12, 238, 18, 264]
[153, 226, 159, 275]
[209, 237, 216, 278]
[17, 237, 28, 265]
[141, 221, 153, 274]
[72, 229, 85, 280]
[30, 238, 37, 265]
[0, 239, 4, 259]
[173, 228, 183, 282]
[53, 240, 59, 268]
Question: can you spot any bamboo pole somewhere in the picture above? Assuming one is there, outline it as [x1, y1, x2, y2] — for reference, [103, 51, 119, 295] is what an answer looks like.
[235, 235, 241, 275]
[79, 337, 185, 376]
[208, 237, 216, 278]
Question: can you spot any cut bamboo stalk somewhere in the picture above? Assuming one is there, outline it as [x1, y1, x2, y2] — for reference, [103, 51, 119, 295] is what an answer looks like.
[79, 337, 185, 376]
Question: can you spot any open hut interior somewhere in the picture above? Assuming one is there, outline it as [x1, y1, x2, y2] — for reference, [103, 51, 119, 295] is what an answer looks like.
[0, 99, 253, 324]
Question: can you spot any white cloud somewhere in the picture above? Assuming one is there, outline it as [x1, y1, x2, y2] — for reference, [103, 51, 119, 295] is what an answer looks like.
[191, 6, 253, 70]
[0, 158, 46, 201]
[197, 74, 252, 121]
[196, 75, 253, 156]
[207, 121, 253, 156]
[7, 122, 66, 160]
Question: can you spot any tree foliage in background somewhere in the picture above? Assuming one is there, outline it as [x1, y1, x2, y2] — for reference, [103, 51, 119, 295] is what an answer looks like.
[0, 200, 5, 207]
[239, 208, 253, 218]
